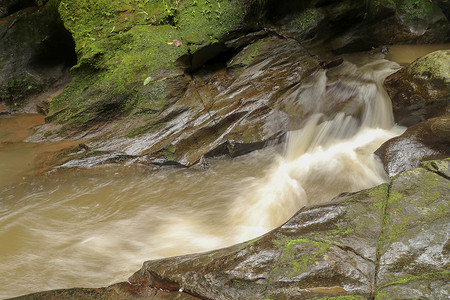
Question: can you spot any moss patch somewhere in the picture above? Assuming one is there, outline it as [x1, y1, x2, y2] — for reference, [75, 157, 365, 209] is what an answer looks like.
[408, 50, 450, 83]
[49, 0, 248, 131]
[274, 238, 331, 276]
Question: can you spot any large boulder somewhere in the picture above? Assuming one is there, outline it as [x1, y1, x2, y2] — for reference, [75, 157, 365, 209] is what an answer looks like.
[375, 159, 450, 299]
[385, 50, 450, 127]
[257, 0, 450, 53]
[14, 160, 450, 299]
[376, 50, 450, 177]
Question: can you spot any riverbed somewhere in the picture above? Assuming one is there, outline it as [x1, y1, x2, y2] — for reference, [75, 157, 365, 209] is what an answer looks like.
[0, 46, 447, 299]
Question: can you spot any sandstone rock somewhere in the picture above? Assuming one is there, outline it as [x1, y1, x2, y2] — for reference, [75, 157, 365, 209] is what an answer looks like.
[377, 50, 450, 177]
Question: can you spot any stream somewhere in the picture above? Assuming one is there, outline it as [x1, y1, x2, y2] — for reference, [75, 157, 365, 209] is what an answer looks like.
[0, 49, 430, 298]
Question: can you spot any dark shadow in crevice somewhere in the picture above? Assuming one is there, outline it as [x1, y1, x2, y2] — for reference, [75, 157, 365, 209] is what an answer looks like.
[29, 19, 77, 73]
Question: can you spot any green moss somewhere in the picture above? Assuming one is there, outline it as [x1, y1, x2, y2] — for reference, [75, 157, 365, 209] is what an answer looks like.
[161, 144, 176, 160]
[125, 126, 148, 138]
[379, 168, 449, 251]
[50, 0, 248, 131]
[368, 0, 436, 27]
[245, 236, 263, 246]
[295, 8, 321, 32]
[274, 238, 330, 275]
[378, 271, 450, 289]
[229, 39, 264, 69]
[419, 158, 450, 174]
[43, 130, 53, 138]
[407, 50, 450, 83]
[374, 290, 390, 300]
[396, 0, 435, 26]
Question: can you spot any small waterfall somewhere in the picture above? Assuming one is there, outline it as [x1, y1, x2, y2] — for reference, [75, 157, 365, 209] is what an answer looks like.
[231, 57, 405, 239]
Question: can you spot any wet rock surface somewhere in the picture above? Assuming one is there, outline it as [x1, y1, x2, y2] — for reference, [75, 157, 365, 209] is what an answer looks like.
[376, 114, 450, 177]
[375, 160, 450, 299]
[14, 160, 449, 299]
[377, 50, 450, 177]
[74, 36, 320, 167]
[5, 0, 444, 169]
[0, 0, 76, 110]
[385, 50, 450, 127]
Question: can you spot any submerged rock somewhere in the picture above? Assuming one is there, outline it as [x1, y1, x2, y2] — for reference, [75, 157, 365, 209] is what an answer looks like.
[14, 160, 449, 299]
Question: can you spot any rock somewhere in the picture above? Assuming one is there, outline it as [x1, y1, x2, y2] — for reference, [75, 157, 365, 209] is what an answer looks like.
[376, 50, 450, 177]
[57, 36, 321, 167]
[0, 0, 37, 18]
[10, 282, 200, 299]
[435, 0, 450, 20]
[384, 50, 450, 127]
[123, 184, 391, 299]
[375, 115, 450, 177]
[375, 161, 450, 299]
[16, 160, 449, 299]
[258, 0, 449, 54]
[45, 0, 252, 130]
[0, 0, 76, 109]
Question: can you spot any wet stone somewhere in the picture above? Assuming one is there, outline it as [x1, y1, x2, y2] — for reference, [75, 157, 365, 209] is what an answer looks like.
[375, 165, 450, 298]
[376, 115, 450, 177]
[125, 185, 389, 299]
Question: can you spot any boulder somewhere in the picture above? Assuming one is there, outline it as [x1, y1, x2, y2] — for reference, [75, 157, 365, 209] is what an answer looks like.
[375, 159, 450, 299]
[376, 50, 450, 177]
[385, 50, 450, 127]
[375, 114, 450, 177]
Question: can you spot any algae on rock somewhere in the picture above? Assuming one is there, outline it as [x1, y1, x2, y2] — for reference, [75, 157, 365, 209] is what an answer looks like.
[47, 0, 248, 130]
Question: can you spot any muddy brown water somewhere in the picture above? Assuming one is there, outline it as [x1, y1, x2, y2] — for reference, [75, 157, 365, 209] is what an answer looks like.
[385, 43, 450, 65]
[0, 46, 448, 299]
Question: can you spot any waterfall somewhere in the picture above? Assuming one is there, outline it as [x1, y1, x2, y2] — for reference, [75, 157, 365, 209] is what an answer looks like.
[231, 57, 405, 239]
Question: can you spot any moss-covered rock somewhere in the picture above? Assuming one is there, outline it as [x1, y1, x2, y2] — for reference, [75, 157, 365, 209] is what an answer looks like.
[384, 50, 450, 127]
[408, 50, 450, 83]
[46, 0, 249, 130]
[375, 161, 450, 299]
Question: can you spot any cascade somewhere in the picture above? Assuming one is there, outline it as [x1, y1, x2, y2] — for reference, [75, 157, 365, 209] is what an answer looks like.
[0, 55, 405, 299]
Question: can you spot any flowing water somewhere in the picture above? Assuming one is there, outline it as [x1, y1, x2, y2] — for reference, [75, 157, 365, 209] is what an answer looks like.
[0, 53, 407, 298]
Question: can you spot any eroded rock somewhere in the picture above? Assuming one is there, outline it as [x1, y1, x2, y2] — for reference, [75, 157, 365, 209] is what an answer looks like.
[376, 50, 450, 177]
[375, 161, 450, 299]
